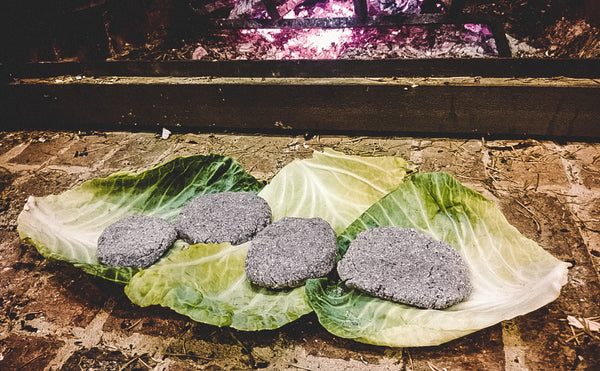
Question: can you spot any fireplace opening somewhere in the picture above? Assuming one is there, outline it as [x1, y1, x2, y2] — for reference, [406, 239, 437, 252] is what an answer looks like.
[185, 0, 504, 60]
[164, 0, 509, 60]
[3, 0, 599, 64]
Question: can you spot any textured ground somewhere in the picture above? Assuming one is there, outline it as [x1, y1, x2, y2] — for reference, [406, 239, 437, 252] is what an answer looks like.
[0, 130, 599, 370]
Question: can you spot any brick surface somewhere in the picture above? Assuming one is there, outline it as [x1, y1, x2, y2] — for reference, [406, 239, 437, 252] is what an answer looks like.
[1, 131, 599, 370]
[0, 334, 64, 370]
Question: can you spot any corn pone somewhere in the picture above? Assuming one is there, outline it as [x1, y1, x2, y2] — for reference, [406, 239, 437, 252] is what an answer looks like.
[245, 217, 337, 289]
[97, 215, 177, 268]
[176, 191, 272, 245]
[337, 226, 472, 309]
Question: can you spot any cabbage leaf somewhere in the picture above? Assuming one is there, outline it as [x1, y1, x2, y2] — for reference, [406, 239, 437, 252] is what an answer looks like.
[17, 150, 568, 339]
[259, 148, 414, 233]
[124, 149, 413, 330]
[305, 172, 570, 347]
[125, 241, 311, 331]
[18, 149, 412, 330]
[17, 155, 265, 283]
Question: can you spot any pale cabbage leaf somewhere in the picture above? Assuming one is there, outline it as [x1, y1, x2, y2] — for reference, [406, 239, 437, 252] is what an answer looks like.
[17, 150, 568, 339]
[17, 155, 265, 283]
[259, 148, 415, 233]
[124, 149, 413, 330]
[305, 172, 570, 347]
[125, 241, 311, 331]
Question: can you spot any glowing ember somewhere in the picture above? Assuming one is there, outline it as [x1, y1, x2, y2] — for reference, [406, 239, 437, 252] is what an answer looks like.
[202, 24, 498, 60]
[194, 0, 499, 60]
[284, 0, 356, 18]
[295, 28, 353, 52]
[239, 28, 354, 58]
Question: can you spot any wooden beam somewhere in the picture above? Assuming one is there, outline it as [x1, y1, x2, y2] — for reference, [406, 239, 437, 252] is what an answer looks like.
[4, 75, 600, 139]
[7, 59, 600, 79]
[205, 13, 512, 55]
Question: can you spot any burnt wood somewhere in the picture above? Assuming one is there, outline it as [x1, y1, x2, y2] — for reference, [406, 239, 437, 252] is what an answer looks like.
[260, 0, 307, 21]
[189, 0, 235, 15]
[352, 0, 368, 22]
[7, 59, 599, 79]
[261, 0, 282, 20]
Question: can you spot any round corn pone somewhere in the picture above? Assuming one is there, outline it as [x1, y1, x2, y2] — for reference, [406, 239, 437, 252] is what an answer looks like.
[245, 217, 337, 289]
[337, 226, 472, 309]
[97, 215, 177, 268]
[175, 191, 271, 245]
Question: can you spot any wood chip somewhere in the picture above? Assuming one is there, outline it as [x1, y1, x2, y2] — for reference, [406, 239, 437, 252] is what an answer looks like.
[567, 315, 600, 333]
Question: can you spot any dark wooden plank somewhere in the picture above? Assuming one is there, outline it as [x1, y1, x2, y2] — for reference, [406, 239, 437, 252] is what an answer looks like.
[6, 59, 600, 79]
[4, 77, 600, 139]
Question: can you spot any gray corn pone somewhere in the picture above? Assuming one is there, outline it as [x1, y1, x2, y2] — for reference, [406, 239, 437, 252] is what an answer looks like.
[175, 191, 271, 245]
[97, 215, 177, 268]
[245, 217, 337, 289]
[337, 227, 472, 309]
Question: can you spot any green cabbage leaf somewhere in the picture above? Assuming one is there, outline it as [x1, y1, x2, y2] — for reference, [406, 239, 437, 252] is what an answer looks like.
[123, 149, 413, 330]
[17, 150, 568, 339]
[305, 172, 570, 347]
[17, 155, 265, 284]
[124, 240, 311, 331]
[18, 149, 412, 331]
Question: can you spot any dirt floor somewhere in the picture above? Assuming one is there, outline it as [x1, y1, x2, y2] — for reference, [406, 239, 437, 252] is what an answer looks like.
[0, 130, 599, 370]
